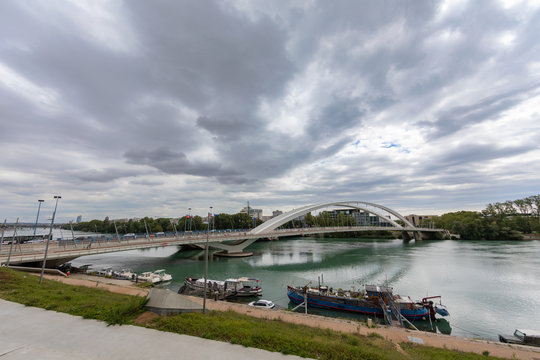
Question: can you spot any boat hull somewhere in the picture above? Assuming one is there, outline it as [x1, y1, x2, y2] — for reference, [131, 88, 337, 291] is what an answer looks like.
[287, 286, 429, 319]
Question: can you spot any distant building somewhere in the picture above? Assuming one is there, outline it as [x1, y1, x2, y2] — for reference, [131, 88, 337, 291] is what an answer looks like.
[240, 206, 263, 219]
[76, 215, 82, 223]
[272, 210, 283, 217]
[329, 209, 391, 227]
[405, 214, 436, 227]
[111, 218, 129, 223]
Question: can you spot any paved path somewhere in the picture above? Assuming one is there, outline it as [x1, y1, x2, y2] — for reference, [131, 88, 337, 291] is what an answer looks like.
[0, 300, 304, 360]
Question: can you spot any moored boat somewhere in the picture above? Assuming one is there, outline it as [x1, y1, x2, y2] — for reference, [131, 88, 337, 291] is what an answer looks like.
[138, 271, 161, 284]
[499, 329, 540, 347]
[184, 277, 262, 297]
[287, 284, 432, 320]
[113, 268, 136, 280]
[153, 269, 172, 283]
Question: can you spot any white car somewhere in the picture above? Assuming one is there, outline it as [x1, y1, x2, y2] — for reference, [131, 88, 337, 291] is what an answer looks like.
[248, 300, 275, 309]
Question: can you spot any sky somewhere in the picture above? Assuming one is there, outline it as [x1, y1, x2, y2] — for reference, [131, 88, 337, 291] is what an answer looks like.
[1, 0, 540, 223]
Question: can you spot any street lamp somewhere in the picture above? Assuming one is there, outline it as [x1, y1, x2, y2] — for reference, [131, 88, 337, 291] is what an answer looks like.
[188, 207, 192, 232]
[203, 206, 212, 313]
[33, 200, 44, 236]
[40, 196, 61, 285]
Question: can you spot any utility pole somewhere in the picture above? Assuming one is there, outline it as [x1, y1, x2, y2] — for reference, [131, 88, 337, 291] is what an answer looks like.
[33, 200, 44, 236]
[144, 219, 150, 240]
[113, 221, 121, 242]
[171, 219, 178, 238]
[247, 201, 250, 229]
[94, 224, 100, 246]
[203, 206, 212, 313]
[69, 221, 76, 248]
[40, 196, 61, 285]
[0, 219, 6, 255]
[188, 208, 192, 231]
[6, 218, 19, 266]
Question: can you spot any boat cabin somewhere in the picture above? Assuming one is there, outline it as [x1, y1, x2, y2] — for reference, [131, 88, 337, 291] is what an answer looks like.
[364, 285, 393, 297]
[225, 277, 259, 291]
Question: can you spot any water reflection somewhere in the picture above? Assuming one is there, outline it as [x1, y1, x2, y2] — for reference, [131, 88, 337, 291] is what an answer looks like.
[70, 238, 540, 341]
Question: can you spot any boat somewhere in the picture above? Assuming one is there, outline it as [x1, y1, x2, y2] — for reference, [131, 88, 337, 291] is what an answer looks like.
[184, 277, 262, 297]
[421, 296, 450, 318]
[499, 329, 540, 347]
[153, 269, 172, 282]
[113, 269, 136, 280]
[138, 271, 162, 284]
[248, 299, 275, 309]
[287, 284, 432, 320]
[95, 267, 113, 278]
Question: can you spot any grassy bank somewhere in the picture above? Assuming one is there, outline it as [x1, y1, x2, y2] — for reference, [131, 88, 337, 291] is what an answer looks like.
[0, 267, 145, 325]
[0, 268, 506, 360]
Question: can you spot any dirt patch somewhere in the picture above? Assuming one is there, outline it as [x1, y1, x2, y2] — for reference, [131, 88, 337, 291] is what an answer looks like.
[30, 273, 149, 297]
[134, 311, 159, 326]
[0, 270, 14, 281]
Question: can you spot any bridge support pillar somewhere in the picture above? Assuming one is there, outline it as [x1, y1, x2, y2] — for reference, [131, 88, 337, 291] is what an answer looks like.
[402, 231, 413, 242]
[198, 238, 258, 257]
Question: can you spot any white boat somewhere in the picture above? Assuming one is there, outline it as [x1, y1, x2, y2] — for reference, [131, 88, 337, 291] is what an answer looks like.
[153, 269, 172, 282]
[96, 267, 113, 277]
[114, 269, 136, 280]
[138, 271, 161, 284]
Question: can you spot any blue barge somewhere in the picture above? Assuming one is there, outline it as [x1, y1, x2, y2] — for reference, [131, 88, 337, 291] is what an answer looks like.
[287, 284, 431, 320]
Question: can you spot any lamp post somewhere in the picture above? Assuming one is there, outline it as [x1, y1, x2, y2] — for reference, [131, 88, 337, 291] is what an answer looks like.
[33, 200, 44, 236]
[40, 196, 61, 285]
[188, 207, 192, 232]
[203, 206, 212, 313]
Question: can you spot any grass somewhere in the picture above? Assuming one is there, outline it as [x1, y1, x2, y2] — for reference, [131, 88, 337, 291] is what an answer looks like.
[0, 268, 146, 325]
[400, 343, 504, 360]
[147, 310, 401, 359]
[0, 268, 509, 359]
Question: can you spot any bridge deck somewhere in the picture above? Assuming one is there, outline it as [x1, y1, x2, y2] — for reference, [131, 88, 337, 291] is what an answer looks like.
[0, 226, 443, 266]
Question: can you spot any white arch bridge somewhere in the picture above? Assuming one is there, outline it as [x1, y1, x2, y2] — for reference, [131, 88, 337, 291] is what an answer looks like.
[1, 201, 445, 266]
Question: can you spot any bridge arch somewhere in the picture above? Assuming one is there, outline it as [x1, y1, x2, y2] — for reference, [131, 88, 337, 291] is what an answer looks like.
[249, 201, 414, 235]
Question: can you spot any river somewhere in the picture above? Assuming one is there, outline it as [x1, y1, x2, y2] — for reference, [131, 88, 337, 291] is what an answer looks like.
[67, 236, 540, 341]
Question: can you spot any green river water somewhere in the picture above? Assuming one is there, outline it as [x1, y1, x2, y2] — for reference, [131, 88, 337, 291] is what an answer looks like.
[70, 237, 540, 341]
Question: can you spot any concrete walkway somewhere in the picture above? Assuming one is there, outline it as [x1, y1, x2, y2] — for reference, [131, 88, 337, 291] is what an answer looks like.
[0, 299, 304, 360]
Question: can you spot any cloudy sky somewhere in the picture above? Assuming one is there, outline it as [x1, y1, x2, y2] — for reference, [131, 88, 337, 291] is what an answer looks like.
[1, 0, 540, 223]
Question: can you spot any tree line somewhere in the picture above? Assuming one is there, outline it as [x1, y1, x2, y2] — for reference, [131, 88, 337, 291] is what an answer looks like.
[66, 213, 264, 234]
[66, 195, 540, 240]
[432, 195, 540, 240]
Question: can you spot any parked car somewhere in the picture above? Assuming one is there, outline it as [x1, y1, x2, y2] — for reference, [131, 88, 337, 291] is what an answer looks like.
[248, 299, 275, 309]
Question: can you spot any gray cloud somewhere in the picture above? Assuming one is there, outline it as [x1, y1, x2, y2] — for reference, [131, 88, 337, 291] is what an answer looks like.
[425, 84, 540, 139]
[124, 147, 240, 178]
[1, 0, 540, 221]
[69, 169, 142, 183]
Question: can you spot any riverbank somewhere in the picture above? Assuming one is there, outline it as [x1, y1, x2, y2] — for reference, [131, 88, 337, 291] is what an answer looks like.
[23, 271, 540, 360]
[38, 272, 149, 297]
[174, 295, 540, 360]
